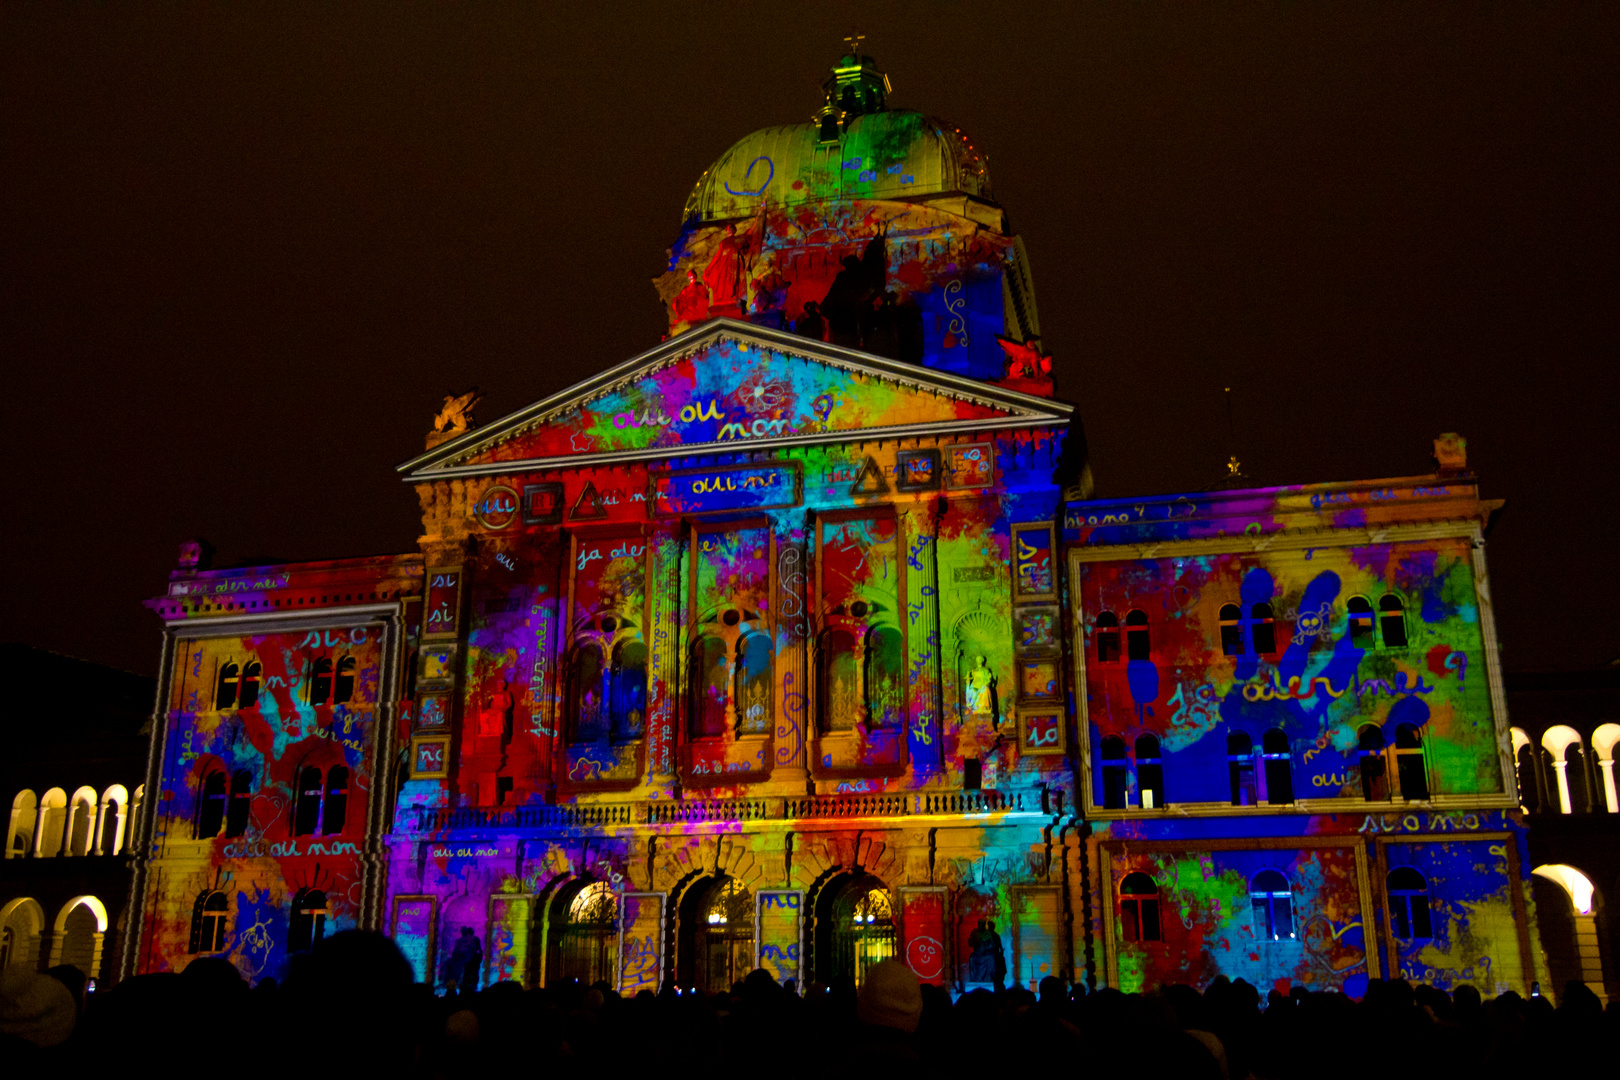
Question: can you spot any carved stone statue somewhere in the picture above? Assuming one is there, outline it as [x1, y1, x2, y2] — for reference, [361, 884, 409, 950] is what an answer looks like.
[965, 654, 996, 719]
[966, 917, 1006, 987]
[433, 388, 483, 434]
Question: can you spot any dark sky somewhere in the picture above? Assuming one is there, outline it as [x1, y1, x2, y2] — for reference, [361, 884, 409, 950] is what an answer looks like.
[3, 3, 1615, 678]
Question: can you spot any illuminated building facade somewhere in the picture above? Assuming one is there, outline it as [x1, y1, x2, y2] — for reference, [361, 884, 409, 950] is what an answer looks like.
[1503, 667, 1619, 1002]
[121, 52, 1547, 998]
[2, 647, 152, 986]
[1068, 449, 1543, 996]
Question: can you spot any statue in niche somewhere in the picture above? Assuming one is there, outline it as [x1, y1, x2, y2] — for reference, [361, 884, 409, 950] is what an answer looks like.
[479, 672, 513, 740]
[965, 654, 997, 721]
[966, 917, 1006, 988]
[441, 926, 483, 993]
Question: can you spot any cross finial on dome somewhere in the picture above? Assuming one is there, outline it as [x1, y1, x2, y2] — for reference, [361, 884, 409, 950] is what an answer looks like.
[843, 30, 866, 56]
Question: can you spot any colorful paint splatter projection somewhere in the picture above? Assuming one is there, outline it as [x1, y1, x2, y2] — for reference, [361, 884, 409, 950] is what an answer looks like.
[121, 52, 1543, 1002]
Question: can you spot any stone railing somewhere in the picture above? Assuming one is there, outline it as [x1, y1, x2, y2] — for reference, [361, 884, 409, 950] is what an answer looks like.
[406, 788, 1035, 834]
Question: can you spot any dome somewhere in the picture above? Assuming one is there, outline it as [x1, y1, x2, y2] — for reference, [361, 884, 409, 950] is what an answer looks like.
[656, 52, 1040, 388]
[682, 54, 996, 226]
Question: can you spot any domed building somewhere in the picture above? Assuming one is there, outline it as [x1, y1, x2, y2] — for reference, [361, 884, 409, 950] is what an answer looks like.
[657, 51, 1042, 385]
[116, 52, 1550, 1005]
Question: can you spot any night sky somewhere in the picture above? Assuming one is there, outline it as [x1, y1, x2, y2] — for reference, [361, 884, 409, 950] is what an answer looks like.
[3, 4, 1614, 678]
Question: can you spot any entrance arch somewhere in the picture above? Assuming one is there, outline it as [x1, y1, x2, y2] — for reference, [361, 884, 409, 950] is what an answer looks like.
[1531, 864, 1607, 1004]
[545, 880, 618, 988]
[676, 875, 754, 993]
[51, 895, 107, 977]
[811, 871, 895, 987]
[1, 897, 46, 971]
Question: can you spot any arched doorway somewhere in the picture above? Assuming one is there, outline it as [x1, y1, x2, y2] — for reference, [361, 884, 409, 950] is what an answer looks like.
[51, 895, 108, 978]
[547, 881, 617, 988]
[1532, 864, 1608, 1004]
[677, 876, 754, 993]
[1, 898, 46, 971]
[812, 873, 895, 987]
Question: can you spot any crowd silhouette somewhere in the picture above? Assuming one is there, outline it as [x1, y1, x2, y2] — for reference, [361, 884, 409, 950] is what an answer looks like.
[2, 931, 1613, 1078]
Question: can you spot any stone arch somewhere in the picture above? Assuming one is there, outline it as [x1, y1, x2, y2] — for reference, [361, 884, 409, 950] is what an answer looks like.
[1592, 723, 1620, 814]
[1532, 864, 1607, 1004]
[66, 786, 98, 857]
[51, 895, 108, 977]
[7, 789, 37, 858]
[98, 784, 130, 855]
[1, 897, 46, 971]
[37, 788, 67, 857]
[1541, 726, 1586, 814]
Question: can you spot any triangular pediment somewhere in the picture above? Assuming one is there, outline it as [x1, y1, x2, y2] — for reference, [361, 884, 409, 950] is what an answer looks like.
[399, 319, 1072, 480]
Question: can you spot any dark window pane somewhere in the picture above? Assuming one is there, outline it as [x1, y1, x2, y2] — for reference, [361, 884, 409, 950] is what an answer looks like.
[611, 640, 648, 740]
[1250, 604, 1276, 654]
[238, 663, 261, 708]
[215, 664, 239, 710]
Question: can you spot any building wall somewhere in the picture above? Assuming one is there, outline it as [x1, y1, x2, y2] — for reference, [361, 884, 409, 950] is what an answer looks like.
[1, 646, 151, 986]
[1068, 475, 1543, 996]
[127, 557, 415, 980]
[390, 412, 1079, 994]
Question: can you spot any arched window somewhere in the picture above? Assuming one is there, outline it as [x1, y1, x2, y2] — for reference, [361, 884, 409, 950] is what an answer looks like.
[568, 643, 606, 742]
[836, 887, 896, 986]
[1378, 595, 1408, 648]
[333, 656, 356, 704]
[293, 767, 323, 836]
[554, 882, 618, 987]
[57, 900, 101, 975]
[1346, 597, 1375, 648]
[1249, 870, 1294, 940]
[308, 657, 334, 705]
[38, 788, 67, 858]
[197, 771, 227, 839]
[1100, 736, 1128, 810]
[1095, 612, 1121, 663]
[1262, 729, 1294, 804]
[603, 639, 646, 741]
[225, 771, 252, 837]
[1119, 873, 1161, 942]
[1227, 731, 1256, 806]
[215, 662, 240, 710]
[68, 789, 96, 856]
[818, 629, 858, 733]
[1136, 734, 1164, 809]
[288, 888, 327, 953]
[1394, 723, 1429, 800]
[701, 878, 755, 992]
[1124, 609, 1150, 662]
[1358, 725, 1388, 801]
[238, 661, 261, 708]
[8, 790, 38, 858]
[322, 767, 348, 835]
[734, 633, 773, 737]
[190, 891, 229, 953]
[865, 626, 904, 729]
[690, 635, 729, 738]
[1219, 604, 1244, 656]
[1249, 603, 1276, 655]
[1386, 867, 1432, 938]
